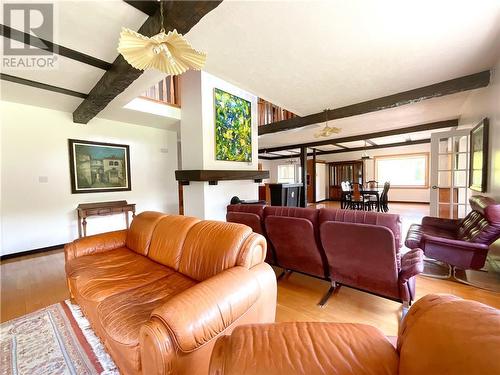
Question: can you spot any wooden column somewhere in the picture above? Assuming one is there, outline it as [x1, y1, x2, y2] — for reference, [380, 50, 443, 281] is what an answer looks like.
[312, 148, 317, 203]
[300, 146, 307, 207]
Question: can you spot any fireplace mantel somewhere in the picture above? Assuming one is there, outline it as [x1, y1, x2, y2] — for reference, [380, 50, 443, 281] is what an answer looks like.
[175, 170, 269, 185]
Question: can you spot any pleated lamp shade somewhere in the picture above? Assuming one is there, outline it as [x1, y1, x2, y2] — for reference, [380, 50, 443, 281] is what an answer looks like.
[117, 28, 206, 75]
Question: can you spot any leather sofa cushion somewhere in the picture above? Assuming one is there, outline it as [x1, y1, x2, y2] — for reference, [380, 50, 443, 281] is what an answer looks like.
[211, 322, 398, 375]
[98, 272, 196, 345]
[126, 211, 167, 255]
[148, 215, 200, 269]
[179, 221, 252, 281]
[398, 294, 500, 375]
[227, 204, 265, 219]
[73, 251, 171, 303]
[405, 223, 457, 249]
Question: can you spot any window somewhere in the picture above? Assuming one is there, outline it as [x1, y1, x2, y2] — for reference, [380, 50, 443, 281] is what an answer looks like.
[375, 153, 429, 188]
[278, 164, 298, 183]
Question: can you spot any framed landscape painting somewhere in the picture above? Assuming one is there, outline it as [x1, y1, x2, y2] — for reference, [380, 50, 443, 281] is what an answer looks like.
[68, 139, 131, 194]
[214, 88, 252, 162]
[469, 118, 489, 193]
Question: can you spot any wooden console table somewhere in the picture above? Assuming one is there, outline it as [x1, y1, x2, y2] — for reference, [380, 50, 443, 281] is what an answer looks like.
[77, 200, 136, 238]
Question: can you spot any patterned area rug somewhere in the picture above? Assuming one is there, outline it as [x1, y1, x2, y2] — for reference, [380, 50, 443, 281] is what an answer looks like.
[1, 301, 119, 375]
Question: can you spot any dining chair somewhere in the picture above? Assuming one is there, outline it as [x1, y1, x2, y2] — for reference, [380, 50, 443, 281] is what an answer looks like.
[340, 181, 352, 209]
[379, 182, 390, 212]
[350, 183, 365, 210]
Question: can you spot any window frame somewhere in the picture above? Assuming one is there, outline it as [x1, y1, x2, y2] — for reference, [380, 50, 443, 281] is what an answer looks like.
[374, 152, 429, 189]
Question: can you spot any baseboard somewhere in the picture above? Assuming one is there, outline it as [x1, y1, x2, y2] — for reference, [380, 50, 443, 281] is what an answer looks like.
[0, 244, 66, 261]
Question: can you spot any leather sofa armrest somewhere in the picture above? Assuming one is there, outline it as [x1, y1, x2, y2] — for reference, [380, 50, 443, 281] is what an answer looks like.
[148, 266, 261, 353]
[421, 234, 489, 252]
[399, 248, 424, 283]
[421, 216, 459, 231]
[64, 229, 127, 263]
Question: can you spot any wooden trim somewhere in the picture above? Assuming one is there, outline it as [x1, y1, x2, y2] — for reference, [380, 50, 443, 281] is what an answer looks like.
[123, 0, 158, 16]
[137, 95, 181, 108]
[260, 120, 455, 153]
[259, 71, 490, 135]
[374, 152, 430, 188]
[1, 73, 88, 99]
[73, 1, 222, 124]
[0, 244, 64, 261]
[469, 118, 489, 193]
[0, 25, 111, 70]
[175, 170, 269, 184]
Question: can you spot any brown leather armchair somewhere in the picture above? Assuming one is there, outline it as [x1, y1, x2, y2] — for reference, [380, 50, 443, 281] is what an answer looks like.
[209, 294, 500, 375]
[65, 212, 277, 375]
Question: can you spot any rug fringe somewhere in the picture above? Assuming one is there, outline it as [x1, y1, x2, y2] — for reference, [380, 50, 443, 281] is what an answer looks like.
[65, 300, 119, 375]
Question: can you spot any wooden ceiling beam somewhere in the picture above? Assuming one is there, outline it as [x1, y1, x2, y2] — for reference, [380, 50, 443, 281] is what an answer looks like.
[259, 139, 430, 160]
[73, 1, 222, 124]
[258, 71, 490, 135]
[123, 1, 159, 16]
[259, 119, 457, 153]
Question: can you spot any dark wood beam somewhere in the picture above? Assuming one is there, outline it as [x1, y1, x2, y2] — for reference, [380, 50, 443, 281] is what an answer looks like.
[312, 148, 317, 203]
[175, 169, 269, 185]
[1, 73, 88, 99]
[259, 71, 490, 135]
[124, 1, 158, 16]
[259, 139, 430, 160]
[333, 143, 349, 149]
[300, 146, 307, 207]
[0, 25, 112, 70]
[260, 119, 457, 153]
[73, 1, 222, 124]
[366, 139, 377, 146]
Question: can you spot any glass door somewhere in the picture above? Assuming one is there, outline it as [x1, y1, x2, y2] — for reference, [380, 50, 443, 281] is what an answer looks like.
[430, 129, 470, 218]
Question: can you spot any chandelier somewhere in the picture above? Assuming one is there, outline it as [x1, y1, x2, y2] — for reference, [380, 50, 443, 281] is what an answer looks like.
[117, 2, 206, 75]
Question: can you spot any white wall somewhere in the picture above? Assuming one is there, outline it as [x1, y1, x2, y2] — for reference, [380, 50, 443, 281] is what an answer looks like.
[0, 101, 179, 255]
[458, 58, 500, 200]
[180, 71, 258, 220]
[315, 163, 327, 201]
[260, 143, 431, 203]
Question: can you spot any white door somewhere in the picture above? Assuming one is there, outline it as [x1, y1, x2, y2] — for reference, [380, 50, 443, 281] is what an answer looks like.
[315, 163, 327, 201]
[430, 129, 470, 218]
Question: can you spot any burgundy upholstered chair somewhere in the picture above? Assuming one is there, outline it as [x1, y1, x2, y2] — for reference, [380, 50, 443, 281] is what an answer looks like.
[319, 208, 423, 310]
[405, 196, 500, 283]
[226, 204, 276, 264]
[263, 206, 329, 281]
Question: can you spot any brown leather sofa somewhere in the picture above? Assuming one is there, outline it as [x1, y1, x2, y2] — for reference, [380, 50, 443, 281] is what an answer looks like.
[227, 205, 423, 308]
[65, 212, 277, 375]
[209, 294, 500, 375]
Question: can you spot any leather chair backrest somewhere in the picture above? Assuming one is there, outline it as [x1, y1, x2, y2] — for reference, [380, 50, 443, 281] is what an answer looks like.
[178, 221, 257, 281]
[320, 221, 400, 300]
[457, 196, 500, 244]
[226, 204, 276, 264]
[398, 294, 500, 375]
[148, 215, 200, 269]
[319, 208, 402, 251]
[263, 207, 328, 279]
[126, 211, 167, 255]
[226, 204, 265, 235]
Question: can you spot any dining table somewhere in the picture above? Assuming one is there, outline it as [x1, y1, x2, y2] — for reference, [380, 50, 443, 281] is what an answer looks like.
[342, 187, 382, 211]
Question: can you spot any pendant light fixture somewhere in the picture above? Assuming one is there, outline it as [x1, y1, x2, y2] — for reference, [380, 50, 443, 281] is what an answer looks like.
[117, 1, 206, 75]
[361, 140, 371, 160]
[314, 110, 341, 138]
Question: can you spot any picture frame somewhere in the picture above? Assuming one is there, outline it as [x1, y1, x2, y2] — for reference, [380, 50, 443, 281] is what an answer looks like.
[468, 118, 489, 193]
[214, 87, 252, 162]
[68, 139, 131, 194]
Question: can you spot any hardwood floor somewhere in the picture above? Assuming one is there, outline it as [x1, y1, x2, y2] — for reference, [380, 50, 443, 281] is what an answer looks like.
[2, 202, 499, 337]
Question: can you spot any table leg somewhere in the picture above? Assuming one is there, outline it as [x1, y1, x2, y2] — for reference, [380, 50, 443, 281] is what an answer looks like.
[377, 194, 380, 212]
[78, 216, 82, 238]
[82, 217, 87, 237]
[125, 211, 130, 229]
[132, 209, 136, 218]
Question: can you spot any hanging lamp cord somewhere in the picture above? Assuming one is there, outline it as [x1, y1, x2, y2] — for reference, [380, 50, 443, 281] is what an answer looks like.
[159, 1, 165, 33]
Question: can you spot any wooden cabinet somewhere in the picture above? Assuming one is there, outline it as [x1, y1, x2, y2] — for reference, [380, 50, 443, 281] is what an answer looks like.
[328, 161, 364, 200]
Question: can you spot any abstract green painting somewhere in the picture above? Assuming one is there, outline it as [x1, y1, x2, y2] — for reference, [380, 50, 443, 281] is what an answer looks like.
[214, 88, 252, 162]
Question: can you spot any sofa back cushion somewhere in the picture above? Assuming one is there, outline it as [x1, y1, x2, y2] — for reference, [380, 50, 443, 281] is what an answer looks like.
[126, 211, 167, 255]
[319, 208, 402, 251]
[226, 204, 265, 235]
[179, 221, 253, 281]
[263, 207, 328, 279]
[148, 215, 200, 269]
[457, 196, 500, 244]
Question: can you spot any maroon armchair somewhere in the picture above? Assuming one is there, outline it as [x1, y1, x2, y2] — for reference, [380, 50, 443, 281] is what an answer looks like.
[226, 204, 276, 264]
[319, 209, 423, 309]
[405, 196, 500, 281]
[263, 206, 329, 281]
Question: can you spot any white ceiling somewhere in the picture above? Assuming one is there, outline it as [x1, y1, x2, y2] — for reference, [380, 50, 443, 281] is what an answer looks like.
[1, 0, 499, 143]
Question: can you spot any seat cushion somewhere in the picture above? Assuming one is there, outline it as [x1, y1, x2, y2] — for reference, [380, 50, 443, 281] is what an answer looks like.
[72, 249, 172, 303]
[405, 223, 457, 249]
[211, 322, 398, 375]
